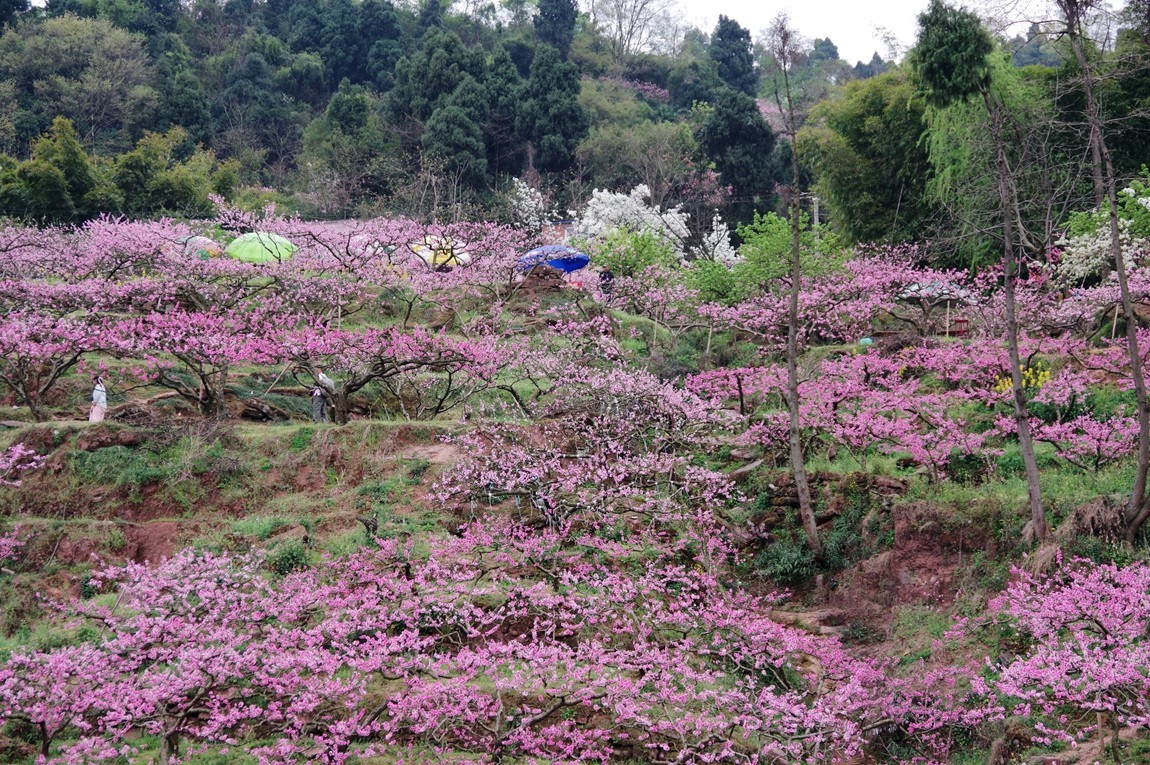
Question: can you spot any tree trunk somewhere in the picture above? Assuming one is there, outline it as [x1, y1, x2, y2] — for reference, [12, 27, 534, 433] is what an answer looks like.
[987, 93, 1048, 544]
[332, 389, 350, 425]
[784, 97, 821, 555]
[1060, 13, 1150, 541]
[159, 730, 180, 765]
[28, 394, 46, 423]
[214, 364, 229, 420]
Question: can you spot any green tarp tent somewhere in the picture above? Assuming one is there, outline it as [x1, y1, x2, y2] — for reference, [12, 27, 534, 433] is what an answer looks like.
[225, 232, 297, 264]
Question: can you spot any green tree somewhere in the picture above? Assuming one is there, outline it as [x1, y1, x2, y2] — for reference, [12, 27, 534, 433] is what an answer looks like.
[696, 88, 775, 208]
[274, 52, 327, 108]
[153, 34, 212, 143]
[592, 228, 678, 277]
[213, 52, 302, 181]
[320, 0, 360, 87]
[31, 117, 97, 216]
[287, 1, 324, 52]
[576, 121, 695, 206]
[709, 15, 756, 96]
[912, 0, 1048, 543]
[910, 0, 992, 109]
[534, 0, 576, 58]
[0, 15, 159, 151]
[423, 76, 489, 188]
[810, 37, 839, 61]
[389, 30, 486, 126]
[361, 0, 406, 90]
[12, 160, 75, 222]
[668, 58, 723, 109]
[0, 0, 27, 28]
[799, 70, 934, 243]
[485, 44, 525, 177]
[518, 44, 588, 173]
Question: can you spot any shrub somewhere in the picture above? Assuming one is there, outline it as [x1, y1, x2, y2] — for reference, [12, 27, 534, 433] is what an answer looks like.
[231, 516, 290, 541]
[266, 539, 309, 575]
[755, 535, 816, 584]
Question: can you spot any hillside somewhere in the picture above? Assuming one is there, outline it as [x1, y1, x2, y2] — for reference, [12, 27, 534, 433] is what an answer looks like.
[1, 206, 1149, 764]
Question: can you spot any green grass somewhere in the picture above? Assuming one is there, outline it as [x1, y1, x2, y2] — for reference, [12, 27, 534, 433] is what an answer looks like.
[230, 515, 291, 540]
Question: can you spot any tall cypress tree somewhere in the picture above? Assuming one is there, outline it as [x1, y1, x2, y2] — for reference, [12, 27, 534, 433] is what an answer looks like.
[708, 15, 757, 96]
[485, 45, 526, 176]
[534, 0, 576, 59]
[423, 75, 489, 187]
[518, 45, 588, 173]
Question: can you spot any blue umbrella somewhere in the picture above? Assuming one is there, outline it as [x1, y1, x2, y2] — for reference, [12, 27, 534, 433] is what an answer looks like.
[519, 244, 590, 273]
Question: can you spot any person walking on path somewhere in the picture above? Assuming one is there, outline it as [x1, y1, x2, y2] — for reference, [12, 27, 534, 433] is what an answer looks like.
[89, 376, 107, 422]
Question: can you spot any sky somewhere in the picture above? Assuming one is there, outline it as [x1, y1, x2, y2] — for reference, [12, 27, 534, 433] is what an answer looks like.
[682, 0, 932, 65]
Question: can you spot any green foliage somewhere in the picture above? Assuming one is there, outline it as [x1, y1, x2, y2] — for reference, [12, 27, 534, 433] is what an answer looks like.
[0, 15, 158, 152]
[289, 427, 314, 452]
[685, 259, 739, 303]
[668, 59, 724, 109]
[389, 30, 485, 125]
[266, 538, 310, 575]
[231, 516, 291, 541]
[922, 55, 1057, 269]
[518, 44, 589, 173]
[732, 211, 845, 297]
[709, 15, 757, 97]
[1067, 167, 1150, 239]
[696, 88, 776, 202]
[422, 74, 489, 187]
[591, 229, 678, 278]
[1085, 385, 1138, 420]
[534, 0, 576, 58]
[70, 445, 169, 486]
[800, 70, 935, 244]
[756, 533, 817, 584]
[909, 0, 993, 108]
[576, 120, 695, 202]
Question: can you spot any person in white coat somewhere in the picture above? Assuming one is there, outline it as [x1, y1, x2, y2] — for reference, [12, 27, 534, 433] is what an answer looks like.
[89, 376, 107, 422]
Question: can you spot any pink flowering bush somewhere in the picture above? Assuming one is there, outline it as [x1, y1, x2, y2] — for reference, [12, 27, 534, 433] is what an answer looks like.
[0, 445, 43, 487]
[965, 558, 1150, 752]
[0, 522, 984, 764]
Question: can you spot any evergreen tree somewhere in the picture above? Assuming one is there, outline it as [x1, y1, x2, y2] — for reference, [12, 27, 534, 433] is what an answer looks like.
[361, 0, 405, 90]
[668, 59, 724, 109]
[418, 0, 446, 31]
[909, 0, 992, 109]
[485, 44, 526, 176]
[320, 0, 360, 87]
[389, 30, 486, 125]
[423, 75, 489, 187]
[709, 15, 757, 96]
[799, 70, 933, 243]
[518, 44, 588, 173]
[274, 53, 328, 108]
[853, 52, 891, 79]
[214, 53, 301, 171]
[13, 160, 75, 222]
[534, 0, 576, 59]
[0, 0, 27, 29]
[809, 37, 839, 62]
[697, 89, 775, 202]
[31, 117, 97, 215]
[326, 80, 370, 134]
[153, 34, 212, 144]
[287, 1, 324, 53]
